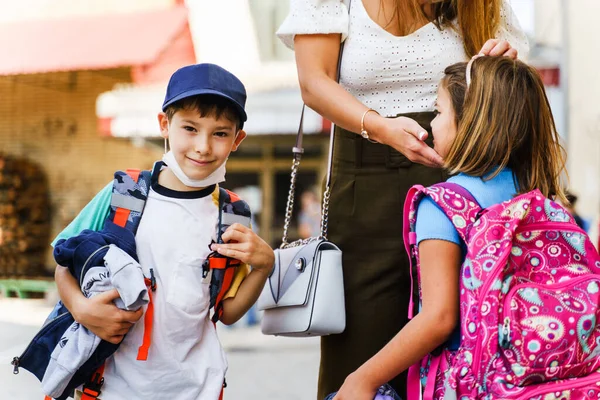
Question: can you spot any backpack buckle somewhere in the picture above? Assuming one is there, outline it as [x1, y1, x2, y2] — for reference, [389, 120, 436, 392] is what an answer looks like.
[149, 268, 156, 292]
[202, 258, 211, 278]
[82, 373, 104, 398]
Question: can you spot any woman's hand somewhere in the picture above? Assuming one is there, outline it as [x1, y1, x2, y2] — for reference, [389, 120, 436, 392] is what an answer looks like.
[372, 115, 444, 168]
[478, 39, 518, 59]
[332, 372, 379, 400]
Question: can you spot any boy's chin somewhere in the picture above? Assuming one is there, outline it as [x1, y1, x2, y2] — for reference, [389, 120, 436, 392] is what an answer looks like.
[183, 170, 214, 181]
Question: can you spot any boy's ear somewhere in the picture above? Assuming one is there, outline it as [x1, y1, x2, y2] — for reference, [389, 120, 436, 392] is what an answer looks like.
[231, 130, 247, 152]
[158, 112, 169, 138]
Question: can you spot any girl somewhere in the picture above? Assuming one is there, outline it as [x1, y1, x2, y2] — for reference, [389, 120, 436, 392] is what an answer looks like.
[277, 1, 528, 396]
[332, 55, 567, 399]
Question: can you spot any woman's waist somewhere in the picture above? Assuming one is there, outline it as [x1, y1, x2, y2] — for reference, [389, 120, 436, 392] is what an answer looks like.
[333, 112, 436, 169]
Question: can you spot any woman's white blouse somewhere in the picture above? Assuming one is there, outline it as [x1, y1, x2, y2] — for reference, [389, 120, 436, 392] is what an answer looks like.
[277, 0, 529, 116]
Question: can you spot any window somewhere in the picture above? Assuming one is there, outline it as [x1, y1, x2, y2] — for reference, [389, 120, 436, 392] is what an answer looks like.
[248, 0, 293, 62]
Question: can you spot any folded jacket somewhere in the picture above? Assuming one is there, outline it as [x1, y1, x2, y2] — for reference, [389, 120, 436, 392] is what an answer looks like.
[44, 226, 148, 398]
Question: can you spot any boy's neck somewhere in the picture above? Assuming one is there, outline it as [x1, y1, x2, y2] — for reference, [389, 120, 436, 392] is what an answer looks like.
[158, 168, 209, 192]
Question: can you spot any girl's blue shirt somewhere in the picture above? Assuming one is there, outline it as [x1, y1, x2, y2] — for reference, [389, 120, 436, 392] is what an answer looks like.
[415, 168, 518, 245]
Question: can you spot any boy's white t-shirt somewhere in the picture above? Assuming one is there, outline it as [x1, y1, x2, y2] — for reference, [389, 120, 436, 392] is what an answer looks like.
[95, 182, 240, 400]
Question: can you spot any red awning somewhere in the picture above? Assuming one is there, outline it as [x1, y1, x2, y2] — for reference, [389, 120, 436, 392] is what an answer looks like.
[0, 6, 188, 76]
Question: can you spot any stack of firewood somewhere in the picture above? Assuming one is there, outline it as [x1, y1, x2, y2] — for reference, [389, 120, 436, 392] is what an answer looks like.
[0, 154, 51, 277]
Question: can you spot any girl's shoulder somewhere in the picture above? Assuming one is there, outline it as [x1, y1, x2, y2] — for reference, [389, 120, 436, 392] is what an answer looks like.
[445, 170, 517, 209]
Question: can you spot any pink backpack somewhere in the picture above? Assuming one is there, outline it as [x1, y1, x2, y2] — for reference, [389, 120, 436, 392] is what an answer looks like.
[404, 182, 600, 399]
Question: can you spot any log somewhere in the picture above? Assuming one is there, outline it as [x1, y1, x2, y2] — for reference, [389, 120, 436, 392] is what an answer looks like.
[0, 154, 51, 277]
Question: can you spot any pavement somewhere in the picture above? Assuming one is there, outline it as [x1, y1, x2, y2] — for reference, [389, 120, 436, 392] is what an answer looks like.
[0, 298, 321, 400]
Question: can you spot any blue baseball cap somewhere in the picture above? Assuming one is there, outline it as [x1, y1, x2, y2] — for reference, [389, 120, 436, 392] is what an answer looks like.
[162, 63, 247, 125]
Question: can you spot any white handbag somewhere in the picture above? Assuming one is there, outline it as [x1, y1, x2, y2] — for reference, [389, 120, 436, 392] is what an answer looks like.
[257, 237, 345, 337]
[257, 110, 346, 337]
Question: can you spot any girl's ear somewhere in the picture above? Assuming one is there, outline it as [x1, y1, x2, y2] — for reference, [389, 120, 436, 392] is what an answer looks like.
[158, 112, 169, 139]
[231, 130, 247, 152]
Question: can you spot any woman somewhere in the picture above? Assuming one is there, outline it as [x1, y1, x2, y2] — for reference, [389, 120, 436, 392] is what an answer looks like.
[277, 1, 528, 398]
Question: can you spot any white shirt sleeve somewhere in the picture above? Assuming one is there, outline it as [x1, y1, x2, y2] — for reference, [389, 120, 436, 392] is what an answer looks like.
[496, 0, 530, 60]
[276, 0, 350, 50]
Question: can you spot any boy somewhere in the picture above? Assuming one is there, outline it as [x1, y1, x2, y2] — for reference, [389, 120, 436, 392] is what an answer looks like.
[53, 63, 274, 399]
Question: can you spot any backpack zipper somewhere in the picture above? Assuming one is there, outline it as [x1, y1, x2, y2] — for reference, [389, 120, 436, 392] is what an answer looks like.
[515, 222, 587, 235]
[515, 372, 600, 399]
[470, 223, 587, 390]
[79, 245, 111, 287]
[11, 357, 19, 374]
[470, 247, 512, 384]
[12, 310, 72, 374]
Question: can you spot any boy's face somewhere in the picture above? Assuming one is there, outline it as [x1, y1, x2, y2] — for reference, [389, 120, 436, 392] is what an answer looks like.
[431, 85, 458, 159]
[159, 107, 246, 186]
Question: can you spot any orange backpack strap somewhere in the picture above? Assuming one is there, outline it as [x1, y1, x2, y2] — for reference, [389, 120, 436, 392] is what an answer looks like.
[137, 269, 156, 361]
[211, 262, 238, 322]
[218, 378, 227, 400]
[208, 188, 252, 323]
[224, 189, 240, 203]
[108, 166, 154, 233]
[112, 169, 141, 227]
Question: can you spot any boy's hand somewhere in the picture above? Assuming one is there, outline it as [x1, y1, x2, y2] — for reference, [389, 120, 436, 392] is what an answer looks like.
[211, 223, 275, 275]
[73, 289, 143, 344]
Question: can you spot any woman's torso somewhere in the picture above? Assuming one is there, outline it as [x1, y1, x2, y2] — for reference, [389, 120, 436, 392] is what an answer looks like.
[340, 0, 468, 116]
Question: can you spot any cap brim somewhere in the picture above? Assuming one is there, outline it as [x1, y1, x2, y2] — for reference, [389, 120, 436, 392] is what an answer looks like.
[162, 88, 247, 122]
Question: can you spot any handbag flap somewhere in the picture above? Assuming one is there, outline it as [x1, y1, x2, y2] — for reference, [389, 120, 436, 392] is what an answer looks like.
[258, 239, 326, 310]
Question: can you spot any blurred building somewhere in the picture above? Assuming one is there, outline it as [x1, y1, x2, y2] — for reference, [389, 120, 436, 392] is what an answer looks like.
[533, 0, 600, 233]
[0, 3, 194, 272]
[0, 0, 326, 275]
[562, 1, 600, 227]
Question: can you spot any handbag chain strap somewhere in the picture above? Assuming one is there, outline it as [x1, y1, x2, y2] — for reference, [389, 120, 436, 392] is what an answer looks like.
[280, 0, 351, 248]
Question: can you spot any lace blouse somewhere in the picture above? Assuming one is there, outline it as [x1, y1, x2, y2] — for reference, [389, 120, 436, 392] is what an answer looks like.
[277, 0, 529, 116]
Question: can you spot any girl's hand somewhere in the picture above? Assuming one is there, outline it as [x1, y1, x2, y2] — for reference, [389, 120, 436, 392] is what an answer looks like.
[478, 39, 518, 59]
[211, 223, 275, 275]
[375, 116, 444, 168]
[332, 372, 378, 400]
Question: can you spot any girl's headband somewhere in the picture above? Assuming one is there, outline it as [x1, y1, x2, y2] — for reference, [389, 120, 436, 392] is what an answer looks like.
[466, 54, 484, 88]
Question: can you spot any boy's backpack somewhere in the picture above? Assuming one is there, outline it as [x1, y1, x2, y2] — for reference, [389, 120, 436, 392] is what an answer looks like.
[404, 182, 600, 400]
[12, 162, 251, 400]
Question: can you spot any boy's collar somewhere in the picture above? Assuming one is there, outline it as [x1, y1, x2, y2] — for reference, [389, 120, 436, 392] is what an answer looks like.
[151, 161, 216, 199]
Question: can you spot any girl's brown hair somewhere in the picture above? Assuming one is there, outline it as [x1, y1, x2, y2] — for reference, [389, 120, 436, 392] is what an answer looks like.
[383, 0, 501, 57]
[441, 56, 568, 203]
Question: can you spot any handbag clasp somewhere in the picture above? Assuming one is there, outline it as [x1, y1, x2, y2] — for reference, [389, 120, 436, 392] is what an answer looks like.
[294, 258, 306, 272]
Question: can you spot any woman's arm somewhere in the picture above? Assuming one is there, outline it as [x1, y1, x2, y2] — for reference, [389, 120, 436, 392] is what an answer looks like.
[333, 239, 462, 399]
[294, 34, 443, 167]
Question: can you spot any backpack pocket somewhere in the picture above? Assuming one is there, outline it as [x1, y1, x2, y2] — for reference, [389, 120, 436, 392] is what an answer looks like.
[500, 276, 600, 387]
[514, 371, 600, 400]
